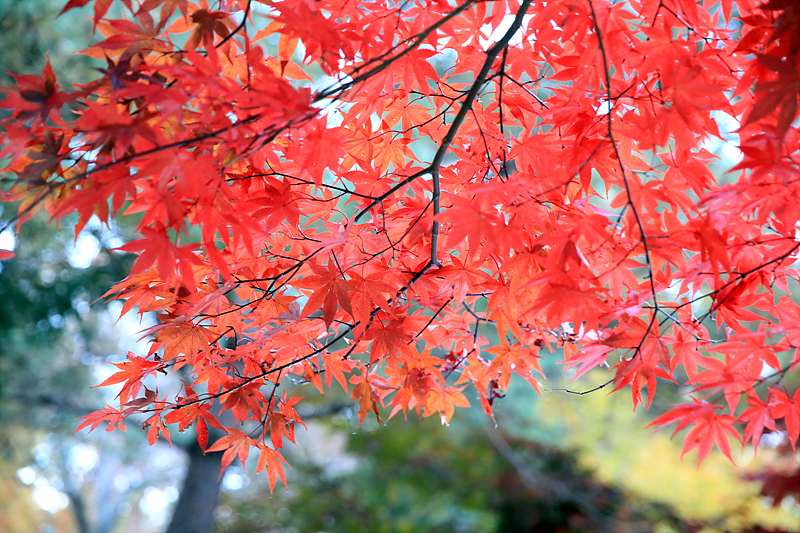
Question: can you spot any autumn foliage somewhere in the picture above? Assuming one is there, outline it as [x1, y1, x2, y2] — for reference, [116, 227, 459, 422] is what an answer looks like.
[2, 0, 800, 487]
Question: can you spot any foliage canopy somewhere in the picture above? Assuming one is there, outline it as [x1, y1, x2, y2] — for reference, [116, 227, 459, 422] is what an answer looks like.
[3, 0, 800, 487]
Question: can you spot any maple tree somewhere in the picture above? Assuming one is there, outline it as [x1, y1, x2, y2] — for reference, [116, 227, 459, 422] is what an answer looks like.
[2, 0, 800, 489]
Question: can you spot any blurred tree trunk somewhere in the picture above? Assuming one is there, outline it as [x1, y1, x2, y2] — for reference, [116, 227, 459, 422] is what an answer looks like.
[164, 440, 223, 533]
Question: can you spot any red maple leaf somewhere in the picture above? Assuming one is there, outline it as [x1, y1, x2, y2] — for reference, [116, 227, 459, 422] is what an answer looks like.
[93, 352, 166, 404]
[206, 428, 254, 475]
[256, 445, 289, 493]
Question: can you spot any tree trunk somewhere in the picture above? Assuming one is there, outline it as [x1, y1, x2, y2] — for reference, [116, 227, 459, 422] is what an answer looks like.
[164, 441, 223, 533]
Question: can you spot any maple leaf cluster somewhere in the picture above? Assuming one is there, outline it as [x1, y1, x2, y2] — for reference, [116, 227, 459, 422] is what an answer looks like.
[3, 0, 800, 484]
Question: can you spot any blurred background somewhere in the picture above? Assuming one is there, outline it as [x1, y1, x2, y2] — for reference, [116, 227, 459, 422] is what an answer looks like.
[0, 1, 799, 532]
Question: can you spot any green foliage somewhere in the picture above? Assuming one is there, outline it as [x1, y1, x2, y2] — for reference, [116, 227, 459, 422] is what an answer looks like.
[0, 0, 97, 86]
[0, 212, 132, 428]
[216, 408, 690, 533]
[211, 378, 800, 533]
